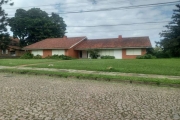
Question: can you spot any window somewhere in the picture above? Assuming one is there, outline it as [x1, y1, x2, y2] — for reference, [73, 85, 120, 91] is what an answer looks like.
[1, 49, 8, 54]
[52, 50, 65, 55]
[10, 51, 16, 56]
[32, 50, 43, 56]
[126, 49, 141, 55]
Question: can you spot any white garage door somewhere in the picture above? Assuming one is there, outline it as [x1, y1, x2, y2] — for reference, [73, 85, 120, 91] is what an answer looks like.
[32, 50, 43, 56]
[99, 50, 114, 56]
[114, 50, 122, 59]
[99, 49, 122, 59]
[52, 50, 65, 55]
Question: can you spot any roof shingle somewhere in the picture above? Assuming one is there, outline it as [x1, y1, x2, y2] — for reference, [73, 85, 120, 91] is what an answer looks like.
[23, 37, 86, 50]
[75, 36, 152, 50]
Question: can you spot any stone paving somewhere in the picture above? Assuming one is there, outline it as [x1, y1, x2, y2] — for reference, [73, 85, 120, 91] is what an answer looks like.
[0, 73, 180, 120]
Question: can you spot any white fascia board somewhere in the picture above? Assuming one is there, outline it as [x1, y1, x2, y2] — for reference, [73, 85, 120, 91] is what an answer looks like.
[69, 37, 87, 49]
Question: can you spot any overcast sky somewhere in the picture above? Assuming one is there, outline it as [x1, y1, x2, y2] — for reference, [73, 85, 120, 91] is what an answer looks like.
[3, 0, 179, 46]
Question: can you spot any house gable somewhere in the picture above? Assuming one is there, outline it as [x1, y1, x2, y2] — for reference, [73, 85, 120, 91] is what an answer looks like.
[23, 36, 87, 50]
[24, 36, 87, 58]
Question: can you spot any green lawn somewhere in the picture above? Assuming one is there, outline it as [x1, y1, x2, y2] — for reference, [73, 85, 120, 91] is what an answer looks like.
[0, 59, 180, 76]
[0, 59, 57, 66]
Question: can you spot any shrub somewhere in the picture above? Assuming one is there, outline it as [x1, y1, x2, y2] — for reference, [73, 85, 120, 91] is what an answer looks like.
[155, 52, 171, 58]
[45, 54, 72, 60]
[20, 52, 33, 59]
[146, 47, 171, 58]
[33, 54, 42, 59]
[88, 49, 100, 59]
[47, 54, 59, 59]
[101, 55, 115, 59]
[136, 54, 156, 59]
[59, 55, 72, 60]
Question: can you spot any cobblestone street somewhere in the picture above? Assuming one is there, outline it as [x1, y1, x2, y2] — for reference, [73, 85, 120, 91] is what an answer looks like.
[0, 73, 180, 120]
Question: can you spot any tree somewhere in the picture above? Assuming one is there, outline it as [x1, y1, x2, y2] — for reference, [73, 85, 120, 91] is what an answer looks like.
[0, 0, 13, 50]
[159, 4, 180, 57]
[88, 49, 100, 59]
[9, 8, 66, 47]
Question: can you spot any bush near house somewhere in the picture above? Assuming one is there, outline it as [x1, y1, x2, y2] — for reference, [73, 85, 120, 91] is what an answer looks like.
[88, 49, 100, 59]
[46, 54, 72, 60]
[20, 52, 33, 59]
[136, 54, 156, 59]
[33, 55, 42, 59]
[101, 55, 115, 59]
[146, 48, 171, 58]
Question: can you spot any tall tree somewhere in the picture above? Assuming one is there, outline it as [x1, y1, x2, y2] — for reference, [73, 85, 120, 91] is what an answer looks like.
[0, 0, 13, 50]
[9, 8, 66, 47]
[159, 4, 180, 57]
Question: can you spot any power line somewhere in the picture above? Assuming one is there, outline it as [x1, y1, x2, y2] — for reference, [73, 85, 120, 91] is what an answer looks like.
[4, 0, 127, 9]
[5, 1, 179, 16]
[7, 21, 169, 29]
[67, 21, 170, 27]
[64, 17, 171, 22]
[56, 1, 180, 14]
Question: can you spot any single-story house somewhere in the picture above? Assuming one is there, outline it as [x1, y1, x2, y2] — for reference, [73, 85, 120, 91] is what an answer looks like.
[0, 38, 25, 57]
[23, 35, 152, 59]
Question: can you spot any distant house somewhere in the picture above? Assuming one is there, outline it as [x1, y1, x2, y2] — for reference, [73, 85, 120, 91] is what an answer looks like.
[23, 36, 87, 58]
[23, 35, 152, 59]
[0, 38, 25, 58]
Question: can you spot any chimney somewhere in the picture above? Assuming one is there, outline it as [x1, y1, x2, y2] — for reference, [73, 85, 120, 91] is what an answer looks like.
[63, 36, 67, 39]
[118, 35, 122, 39]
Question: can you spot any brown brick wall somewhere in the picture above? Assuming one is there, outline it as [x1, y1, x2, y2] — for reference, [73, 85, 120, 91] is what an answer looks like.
[122, 49, 147, 59]
[65, 48, 78, 58]
[43, 50, 52, 58]
[141, 48, 146, 55]
[16, 50, 25, 56]
[0, 49, 25, 57]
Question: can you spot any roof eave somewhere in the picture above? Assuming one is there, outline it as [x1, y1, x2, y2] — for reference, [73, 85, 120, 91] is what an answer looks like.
[69, 37, 87, 49]
[75, 46, 152, 50]
[23, 48, 69, 50]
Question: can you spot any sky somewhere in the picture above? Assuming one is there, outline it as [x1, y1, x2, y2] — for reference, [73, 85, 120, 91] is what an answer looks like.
[3, 0, 179, 47]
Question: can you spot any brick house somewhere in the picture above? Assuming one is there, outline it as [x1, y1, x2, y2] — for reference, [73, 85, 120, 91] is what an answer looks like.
[23, 35, 152, 59]
[23, 36, 87, 58]
[0, 38, 25, 58]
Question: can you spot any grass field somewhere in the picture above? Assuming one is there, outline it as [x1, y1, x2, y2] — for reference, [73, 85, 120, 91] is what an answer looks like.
[30, 59, 180, 76]
[0, 59, 180, 76]
[0, 59, 57, 66]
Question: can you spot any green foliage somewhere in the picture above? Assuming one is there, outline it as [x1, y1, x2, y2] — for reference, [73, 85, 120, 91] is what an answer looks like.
[136, 54, 156, 59]
[20, 52, 33, 59]
[101, 55, 115, 59]
[0, 0, 14, 49]
[88, 49, 100, 59]
[46, 54, 72, 60]
[8, 8, 66, 47]
[0, 33, 11, 50]
[158, 4, 180, 57]
[33, 54, 42, 59]
[146, 48, 171, 58]
[0, 0, 13, 34]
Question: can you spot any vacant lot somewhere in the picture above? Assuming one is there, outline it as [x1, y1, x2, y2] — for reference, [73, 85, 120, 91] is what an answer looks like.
[0, 73, 180, 120]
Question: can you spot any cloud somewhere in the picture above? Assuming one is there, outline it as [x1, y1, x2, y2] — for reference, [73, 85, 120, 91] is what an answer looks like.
[3, 0, 177, 46]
